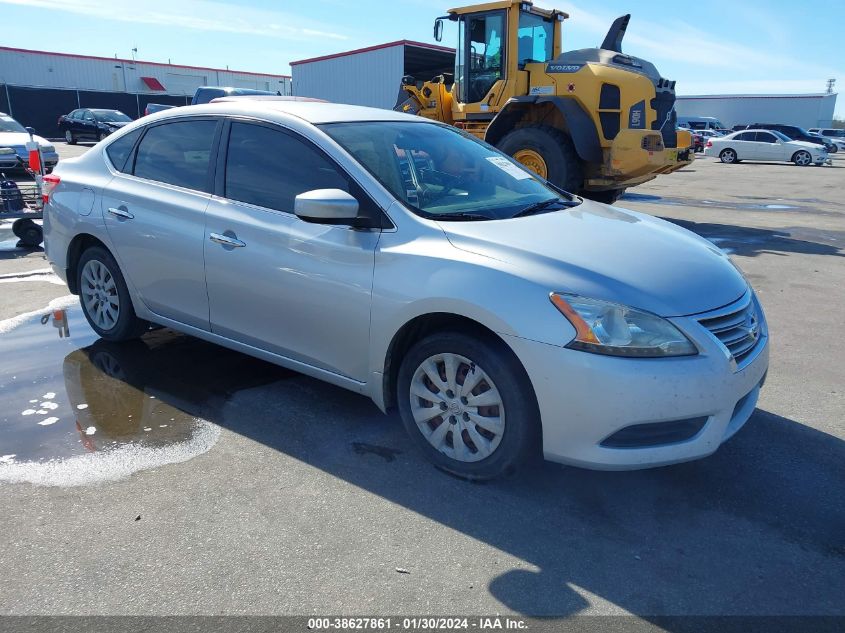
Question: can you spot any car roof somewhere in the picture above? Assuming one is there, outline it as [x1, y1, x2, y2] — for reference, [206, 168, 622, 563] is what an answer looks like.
[154, 100, 430, 125]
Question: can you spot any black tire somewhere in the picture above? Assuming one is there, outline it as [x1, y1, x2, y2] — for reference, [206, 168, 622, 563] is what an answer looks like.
[76, 246, 148, 341]
[588, 188, 626, 204]
[397, 331, 540, 480]
[11, 219, 42, 247]
[792, 150, 812, 166]
[496, 124, 584, 193]
[719, 148, 737, 164]
[65, 130, 77, 145]
[98, 132, 107, 142]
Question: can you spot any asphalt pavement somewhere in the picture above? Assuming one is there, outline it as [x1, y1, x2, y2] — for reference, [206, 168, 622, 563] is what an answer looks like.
[0, 143, 842, 620]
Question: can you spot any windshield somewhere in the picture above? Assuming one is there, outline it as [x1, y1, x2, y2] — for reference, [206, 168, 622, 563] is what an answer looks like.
[0, 114, 27, 133]
[321, 121, 578, 220]
[93, 110, 131, 122]
[771, 130, 791, 142]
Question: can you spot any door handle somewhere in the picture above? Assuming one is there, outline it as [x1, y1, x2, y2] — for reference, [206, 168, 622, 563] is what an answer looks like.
[107, 206, 134, 220]
[209, 232, 246, 248]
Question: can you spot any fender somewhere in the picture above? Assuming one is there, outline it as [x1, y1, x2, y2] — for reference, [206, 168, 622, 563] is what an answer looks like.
[485, 96, 603, 164]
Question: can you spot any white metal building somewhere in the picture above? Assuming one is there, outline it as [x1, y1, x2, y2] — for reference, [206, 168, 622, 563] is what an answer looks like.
[675, 93, 837, 129]
[0, 46, 292, 97]
[291, 40, 455, 110]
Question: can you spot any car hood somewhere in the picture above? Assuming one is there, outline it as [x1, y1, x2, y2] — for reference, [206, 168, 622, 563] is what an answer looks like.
[0, 132, 54, 149]
[789, 140, 826, 151]
[101, 121, 131, 128]
[438, 200, 748, 317]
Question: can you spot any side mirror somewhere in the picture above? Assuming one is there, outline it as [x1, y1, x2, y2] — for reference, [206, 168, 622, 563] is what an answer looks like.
[434, 18, 444, 42]
[25, 126, 37, 136]
[295, 189, 359, 225]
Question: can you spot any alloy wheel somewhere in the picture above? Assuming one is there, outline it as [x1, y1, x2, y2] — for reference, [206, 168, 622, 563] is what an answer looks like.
[81, 259, 120, 331]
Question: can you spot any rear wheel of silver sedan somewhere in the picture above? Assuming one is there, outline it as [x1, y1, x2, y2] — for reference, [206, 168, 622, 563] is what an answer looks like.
[719, 148, 737, 164]
[792, 150, 812, 166]
[397, 332, 539, 480]
[77, 247, 148, 342]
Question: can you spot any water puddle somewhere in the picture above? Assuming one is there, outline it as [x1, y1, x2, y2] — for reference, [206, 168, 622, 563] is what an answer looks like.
[621, 193, 817, 213]
[0, 305, 228, 486]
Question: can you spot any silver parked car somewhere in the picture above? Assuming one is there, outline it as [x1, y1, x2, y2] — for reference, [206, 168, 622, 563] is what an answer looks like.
[43, 101, 769, 479]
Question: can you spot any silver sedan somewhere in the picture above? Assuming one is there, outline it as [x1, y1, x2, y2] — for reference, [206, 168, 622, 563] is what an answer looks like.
[43, 100, 769, 479]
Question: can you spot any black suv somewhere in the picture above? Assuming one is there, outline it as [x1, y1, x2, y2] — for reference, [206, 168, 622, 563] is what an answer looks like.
[747, 123, 835, 152]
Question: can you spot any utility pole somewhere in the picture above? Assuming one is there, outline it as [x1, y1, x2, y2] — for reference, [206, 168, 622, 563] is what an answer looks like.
[827, 78, 836, 94]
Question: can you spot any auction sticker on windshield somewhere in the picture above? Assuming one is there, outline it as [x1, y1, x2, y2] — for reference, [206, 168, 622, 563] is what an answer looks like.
[486, 156, 532, 179]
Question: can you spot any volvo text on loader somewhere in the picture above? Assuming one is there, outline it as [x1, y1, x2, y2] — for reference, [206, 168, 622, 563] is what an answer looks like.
[396, 0, 693, 202]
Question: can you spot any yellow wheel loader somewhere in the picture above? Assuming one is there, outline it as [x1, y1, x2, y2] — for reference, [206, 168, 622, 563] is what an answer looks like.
[395, 0, 693, 203]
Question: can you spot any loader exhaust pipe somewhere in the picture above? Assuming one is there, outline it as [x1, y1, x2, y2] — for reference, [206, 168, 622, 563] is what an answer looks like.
[600, 14, 630, 53]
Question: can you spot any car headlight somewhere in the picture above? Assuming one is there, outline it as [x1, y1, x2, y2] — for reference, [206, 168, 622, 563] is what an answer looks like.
[0, 147, 15, 155]
[550, 292, 698, 357]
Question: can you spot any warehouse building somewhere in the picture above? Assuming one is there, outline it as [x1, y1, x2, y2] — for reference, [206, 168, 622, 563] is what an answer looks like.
[0, 46, 292, 137]
[675, 93, 837, 129]
[292, 40, 455, 109]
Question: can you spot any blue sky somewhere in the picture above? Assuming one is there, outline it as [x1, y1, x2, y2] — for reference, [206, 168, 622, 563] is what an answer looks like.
[2, 0, 843, 117]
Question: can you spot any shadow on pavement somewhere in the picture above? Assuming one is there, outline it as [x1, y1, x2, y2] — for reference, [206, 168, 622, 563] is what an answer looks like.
[663, 218, 844, 258]
[55, 331, 845, 620]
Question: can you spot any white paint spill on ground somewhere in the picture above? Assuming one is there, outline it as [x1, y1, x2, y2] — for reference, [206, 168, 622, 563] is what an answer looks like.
[35, 409, 47, 415]
[76, 404, 88, 410]
[21, 409, 35, 416]
[0, 422, 220, 487]
[0, 455, 15, 464]
[42, 392, 56, 399]
[84, 427, 96, 435]
[37, 417, 59, 426]
[0, 295, 77, 335]
[39, 401, 58, 410]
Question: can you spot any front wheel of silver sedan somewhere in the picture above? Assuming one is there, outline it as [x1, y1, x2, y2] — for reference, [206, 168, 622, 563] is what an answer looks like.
[77, 246, 148, 341]
[397, 332, 540, 480]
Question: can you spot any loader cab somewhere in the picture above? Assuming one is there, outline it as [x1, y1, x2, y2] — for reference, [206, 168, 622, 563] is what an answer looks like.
[441, 0, 564, 113]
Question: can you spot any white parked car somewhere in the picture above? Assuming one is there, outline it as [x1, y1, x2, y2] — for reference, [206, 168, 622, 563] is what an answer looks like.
[809, 131, 845, 152]
[704, 129, 830, 166]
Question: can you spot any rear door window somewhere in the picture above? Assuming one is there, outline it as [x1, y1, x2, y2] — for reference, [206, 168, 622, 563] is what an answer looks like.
[133, 120, 217, 191]
[105, 128, 143, 173]
[734, 132, 754, 141]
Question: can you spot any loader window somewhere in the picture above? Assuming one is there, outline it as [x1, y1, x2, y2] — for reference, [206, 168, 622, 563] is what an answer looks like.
[462, 11, 505, 103]
[517, 12, 553, 65]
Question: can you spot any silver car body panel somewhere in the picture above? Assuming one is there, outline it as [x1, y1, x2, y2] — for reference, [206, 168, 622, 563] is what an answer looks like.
[44, 100, 770, 470]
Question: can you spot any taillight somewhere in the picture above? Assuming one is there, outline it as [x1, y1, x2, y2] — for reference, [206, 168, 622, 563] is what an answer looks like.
[706, 140, 713, 148]
[42, 173, 60, 204]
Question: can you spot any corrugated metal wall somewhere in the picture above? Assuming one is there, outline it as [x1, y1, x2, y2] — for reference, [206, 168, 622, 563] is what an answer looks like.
[292, 45, 404, 109]
[0, 48, 291, 97]
[675, 94, 837, 128]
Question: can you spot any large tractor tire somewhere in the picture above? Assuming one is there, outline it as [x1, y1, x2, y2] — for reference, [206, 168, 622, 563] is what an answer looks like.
[496, 125, 583, 194]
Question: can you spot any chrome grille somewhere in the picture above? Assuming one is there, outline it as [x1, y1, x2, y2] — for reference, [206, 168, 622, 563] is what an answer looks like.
[698, 297, 762, 365]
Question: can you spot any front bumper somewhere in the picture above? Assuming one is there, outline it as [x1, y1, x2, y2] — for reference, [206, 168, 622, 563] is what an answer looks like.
[503, 292, 769, 470]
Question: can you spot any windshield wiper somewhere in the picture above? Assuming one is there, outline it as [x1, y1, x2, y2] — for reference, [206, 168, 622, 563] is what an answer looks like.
[430, 212, 494, 222]
[511, 197, 581, 218]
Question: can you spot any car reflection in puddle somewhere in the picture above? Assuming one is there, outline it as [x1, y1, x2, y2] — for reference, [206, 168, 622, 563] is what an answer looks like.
[0, 306, 284, 486]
